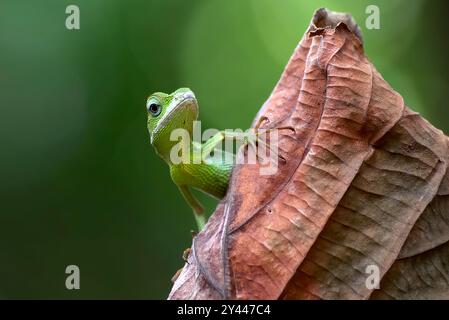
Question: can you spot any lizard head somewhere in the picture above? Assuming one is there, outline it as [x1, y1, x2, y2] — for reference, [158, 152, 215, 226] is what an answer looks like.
[146, 88, 199, 159]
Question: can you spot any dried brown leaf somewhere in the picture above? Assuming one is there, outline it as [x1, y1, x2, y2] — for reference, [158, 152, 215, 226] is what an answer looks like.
[168, 8, 449, 300]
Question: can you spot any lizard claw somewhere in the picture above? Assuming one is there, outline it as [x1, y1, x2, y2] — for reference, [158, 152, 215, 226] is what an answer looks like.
[171, 267, 183, 283]
[182, 247, 192, 264]
[254, 116, 270, 131]
[171, 247, 192, 283]
[276, 126, 296, 134]
[278, 154, 287, 164]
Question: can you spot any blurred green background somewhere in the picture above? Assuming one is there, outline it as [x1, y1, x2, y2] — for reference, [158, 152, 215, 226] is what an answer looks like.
[1, 0, 448, 299]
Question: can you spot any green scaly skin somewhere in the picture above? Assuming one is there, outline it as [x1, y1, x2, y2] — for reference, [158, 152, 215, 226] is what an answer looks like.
[146, 88, 234, 230]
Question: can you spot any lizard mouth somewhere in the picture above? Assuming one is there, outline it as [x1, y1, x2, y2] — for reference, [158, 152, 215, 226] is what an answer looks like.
[162, 95, 197, 126]
[151, 94, 198, 143]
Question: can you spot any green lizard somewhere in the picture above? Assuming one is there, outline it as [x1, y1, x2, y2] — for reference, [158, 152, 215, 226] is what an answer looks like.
[146, 88, 290, 230]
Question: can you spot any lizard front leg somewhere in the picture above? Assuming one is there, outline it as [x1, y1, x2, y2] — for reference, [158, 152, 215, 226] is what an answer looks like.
[201, 125, 294, 165]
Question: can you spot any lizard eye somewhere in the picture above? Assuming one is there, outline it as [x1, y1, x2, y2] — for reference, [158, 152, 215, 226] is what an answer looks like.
[147, 102, 162, 117]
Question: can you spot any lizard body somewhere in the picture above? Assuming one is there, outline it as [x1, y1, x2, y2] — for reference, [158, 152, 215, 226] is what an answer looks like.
[146, 88, 234, 229]
[146, 88, 290, 230]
